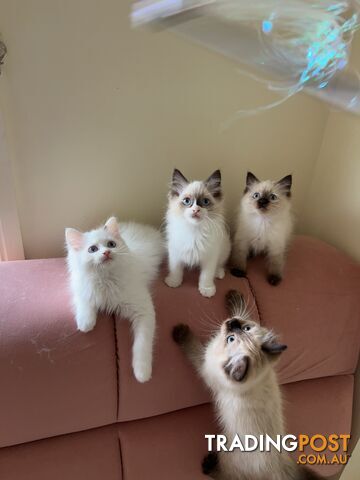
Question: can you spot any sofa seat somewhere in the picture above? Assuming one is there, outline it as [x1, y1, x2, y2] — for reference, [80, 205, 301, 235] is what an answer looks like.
[116, 237, 360, 422]
[0, 376, 354, 479]
[0, 235, 359, 479]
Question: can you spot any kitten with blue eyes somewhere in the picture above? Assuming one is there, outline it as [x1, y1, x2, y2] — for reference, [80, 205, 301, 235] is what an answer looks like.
[232, 172, 293, 286]
[173, 290, 322, 480]
[165, 168, 231, 298]
[65, 217, 164, 382]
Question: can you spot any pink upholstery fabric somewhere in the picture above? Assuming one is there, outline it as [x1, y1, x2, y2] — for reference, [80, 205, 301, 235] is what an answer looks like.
[116, 236, 360, 421]
[0, 375, 353, 480]
[1, 375, 350, 479]
[0, 236, 358, 480]
[0, 424, 122, 480]
[118, 375, 353, 479]
[116, 273, 256, 421]
[284, 375, 354, 477]
[247, 236, 360, 385]
[0, 259, 118, 448]
[117, 376, 353, 479]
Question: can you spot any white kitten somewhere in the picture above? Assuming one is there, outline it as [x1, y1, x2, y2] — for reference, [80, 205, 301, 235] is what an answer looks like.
[65, 217, 164, 383]
[232, 172, 293, 286]
[165, 169, 231, 298]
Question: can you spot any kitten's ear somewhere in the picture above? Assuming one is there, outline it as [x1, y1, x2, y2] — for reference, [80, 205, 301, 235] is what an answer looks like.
[277, 175, 292, 195]
[205, 169, 222, 198]
[65, 228, 84, 251]
[225, 290, 246, 317]
[246, 171, 259, 188]
[262, 334, 287, 358]
[171, 168, 189, 196]
[104, 217, 121, 239]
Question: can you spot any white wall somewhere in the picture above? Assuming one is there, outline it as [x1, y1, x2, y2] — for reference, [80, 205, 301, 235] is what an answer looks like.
[300, 35, 360, 480]
[301, 105, 360, 262]
[0, 0, 328, 259]
[301, 35, 360, 480]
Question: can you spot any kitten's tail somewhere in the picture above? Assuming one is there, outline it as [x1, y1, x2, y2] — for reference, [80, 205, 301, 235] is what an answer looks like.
[120, 222, 165, 284]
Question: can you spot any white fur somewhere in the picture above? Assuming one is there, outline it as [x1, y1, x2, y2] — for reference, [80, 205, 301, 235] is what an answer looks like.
[66, 218, 164, 383]
[165, 180, 231, 298]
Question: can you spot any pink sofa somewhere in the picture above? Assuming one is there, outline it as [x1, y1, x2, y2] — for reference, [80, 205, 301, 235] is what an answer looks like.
[0, 236, 359, 479]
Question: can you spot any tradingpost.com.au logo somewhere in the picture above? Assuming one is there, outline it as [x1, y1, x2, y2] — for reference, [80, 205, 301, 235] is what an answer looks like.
[205, 434, 351, 466]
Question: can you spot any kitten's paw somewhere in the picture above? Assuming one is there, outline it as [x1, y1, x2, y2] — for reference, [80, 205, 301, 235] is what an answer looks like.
[165, 275, 182, 288]
[216, 267, 225, 279]
[172, 324, 190, 345]
[133, 361, 152, 383]
[199, 284, 216, 298]
[77, 318, 96, 333]
[267, 274, 282, 286]
[230, 268, 246, 278]
[202, 453, 218, 475]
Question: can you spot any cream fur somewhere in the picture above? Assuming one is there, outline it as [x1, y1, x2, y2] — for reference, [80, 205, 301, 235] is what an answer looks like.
[202, 337, 297, 480]
[65, 217, 164, 383]
[165, 175, 231, 297]
[173, 291, 302, 480]
[233, 177, 293, 281]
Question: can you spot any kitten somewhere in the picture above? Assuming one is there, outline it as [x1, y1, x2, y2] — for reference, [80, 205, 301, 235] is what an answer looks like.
[165, 168, 231, 298]
[231, 172, 293, 286]
[65, 217, 164, 383]
[173, 290, 323, 480]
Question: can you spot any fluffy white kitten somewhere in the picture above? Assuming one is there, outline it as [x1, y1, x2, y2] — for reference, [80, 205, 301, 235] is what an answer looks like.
[165, 169, 231, 298]
[65, 217, 164, 383]
[232, 172, 293, 286]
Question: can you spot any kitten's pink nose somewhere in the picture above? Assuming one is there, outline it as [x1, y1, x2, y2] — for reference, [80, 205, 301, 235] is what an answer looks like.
[192, 206, 200, 214]
[103, 250, 111, 258]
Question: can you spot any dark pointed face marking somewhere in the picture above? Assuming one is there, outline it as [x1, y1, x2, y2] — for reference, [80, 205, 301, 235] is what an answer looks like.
[257, 196, 270, 209]
[223, 355, 249, 382]
[170, 168, 189, 197]
[180, 195, 213, 208]
[277, 174, 292, 194]
[261, 342, 287, 355]
[226, 318, 242, 333]
[206, 170, 222, 199]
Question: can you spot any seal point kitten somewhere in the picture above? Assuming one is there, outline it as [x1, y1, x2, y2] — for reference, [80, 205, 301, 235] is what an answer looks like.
[173, 290, 322, 480]
[65, 217, 164, 382]
[231, 171, 293, 286]
[165, 168, 231, 298]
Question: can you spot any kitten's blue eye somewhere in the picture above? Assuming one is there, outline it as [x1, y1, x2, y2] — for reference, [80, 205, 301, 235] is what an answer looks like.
[242, 325, 251, 332]
[88, 245, 98, 253]
[182, 197, 192, 207]
[107, 241, 116, 248]
[227, 335, 236, 344]
[201, 198, 210, 207]
[253, 192, 260, 200]
[270, 193, 277, 201]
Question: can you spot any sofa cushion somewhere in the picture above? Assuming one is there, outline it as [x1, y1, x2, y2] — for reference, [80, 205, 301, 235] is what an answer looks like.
[117, 375, 353, 479]
[116, 273, 255, 421]
[0, 259, 118, 448]
[0, 236, 359, 442]
[117, 236, 360, 421]
[246, 236, 360, 385]
[0, 424, 122, 480]
[1, 375, 352, 480]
